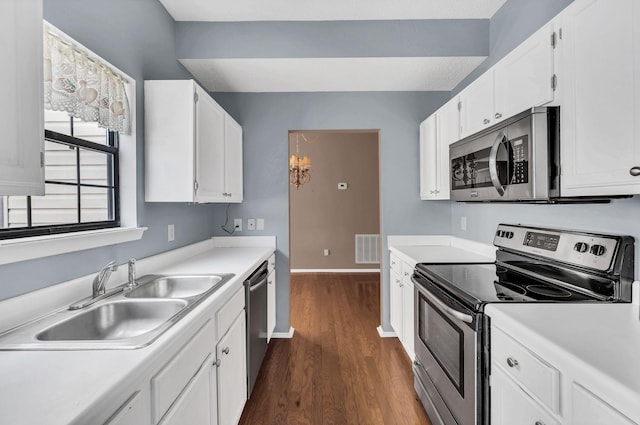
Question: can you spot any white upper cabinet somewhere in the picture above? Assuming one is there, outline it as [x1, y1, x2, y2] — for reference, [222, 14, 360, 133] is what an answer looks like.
[494, 22, 556, 120]
[460, 23, 556, 139]
[459, 70, 495, 138]
[145, 80, 243, 203]
[0, 0, 44, 196]
[420, 96, 459, 200]
[555, 0, 640, 196]
[223, 114, 243, 203]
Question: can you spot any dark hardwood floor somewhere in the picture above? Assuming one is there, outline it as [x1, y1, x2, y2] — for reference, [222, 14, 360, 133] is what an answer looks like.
[238, 273, 432, 425]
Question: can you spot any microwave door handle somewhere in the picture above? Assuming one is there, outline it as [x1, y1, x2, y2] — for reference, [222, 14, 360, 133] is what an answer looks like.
[420, 285, 474, 323]
[489, 131, 507, 196]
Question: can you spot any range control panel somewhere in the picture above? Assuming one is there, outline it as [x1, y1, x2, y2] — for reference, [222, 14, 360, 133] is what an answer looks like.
[493, 224, 620, 271]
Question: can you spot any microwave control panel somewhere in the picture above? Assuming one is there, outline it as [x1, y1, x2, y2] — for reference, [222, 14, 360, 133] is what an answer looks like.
[510, 136, 528, 184]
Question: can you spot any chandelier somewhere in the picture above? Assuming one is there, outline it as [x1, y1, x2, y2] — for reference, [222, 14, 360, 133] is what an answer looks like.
[289, 133, 312, 190]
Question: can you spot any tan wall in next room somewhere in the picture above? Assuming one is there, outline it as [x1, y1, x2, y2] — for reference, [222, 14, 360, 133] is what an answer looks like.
[289, 130, 380, 269]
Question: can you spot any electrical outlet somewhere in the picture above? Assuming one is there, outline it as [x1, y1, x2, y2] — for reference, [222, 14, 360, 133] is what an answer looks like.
[168, 224, 175, 241]
[460, 216, 467, 231]
[256, 218, 265, 230]
[234, 218, 242, 232]
[247, 218, 256, 231]
[323, 248, 330, 256]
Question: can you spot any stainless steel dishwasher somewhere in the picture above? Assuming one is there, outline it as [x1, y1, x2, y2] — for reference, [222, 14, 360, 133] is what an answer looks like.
[245, 261, 269, 397]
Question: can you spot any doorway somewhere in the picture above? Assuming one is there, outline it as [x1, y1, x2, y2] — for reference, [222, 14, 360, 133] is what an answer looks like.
[288, 130, 381, 272]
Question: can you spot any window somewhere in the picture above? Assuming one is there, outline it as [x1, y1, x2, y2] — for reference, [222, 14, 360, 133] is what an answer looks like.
[0, 111, 119, 239]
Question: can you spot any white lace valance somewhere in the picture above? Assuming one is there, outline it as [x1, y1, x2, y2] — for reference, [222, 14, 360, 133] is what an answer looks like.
[43, 29, 131, 134]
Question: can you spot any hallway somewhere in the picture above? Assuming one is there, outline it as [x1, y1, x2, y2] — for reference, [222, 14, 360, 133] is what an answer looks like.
[239, 273, 431, 425]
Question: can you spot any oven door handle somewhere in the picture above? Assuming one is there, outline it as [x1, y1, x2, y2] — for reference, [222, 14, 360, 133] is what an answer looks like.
[489, 131, 507, 196]
[418, 282, 474, 323]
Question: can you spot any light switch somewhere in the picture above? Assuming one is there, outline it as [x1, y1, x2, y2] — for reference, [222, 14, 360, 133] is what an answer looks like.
[256, 218, 265, 230]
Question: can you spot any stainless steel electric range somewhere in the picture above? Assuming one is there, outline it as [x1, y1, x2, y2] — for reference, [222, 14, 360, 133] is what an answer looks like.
[411, 224, 635, 425]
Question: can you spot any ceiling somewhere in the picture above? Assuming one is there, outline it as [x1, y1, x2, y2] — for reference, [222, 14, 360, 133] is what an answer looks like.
[159, 0, 507, 92]
[159, 0, 507, 22]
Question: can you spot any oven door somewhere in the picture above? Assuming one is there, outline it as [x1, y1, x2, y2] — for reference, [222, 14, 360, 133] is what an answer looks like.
[413, 276, 480, 425]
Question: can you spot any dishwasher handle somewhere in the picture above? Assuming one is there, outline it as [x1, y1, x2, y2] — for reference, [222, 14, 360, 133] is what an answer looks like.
[246, 269, 268, 292]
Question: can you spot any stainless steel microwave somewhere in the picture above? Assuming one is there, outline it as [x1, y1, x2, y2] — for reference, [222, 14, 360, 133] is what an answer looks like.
[449, 107, 559, 202]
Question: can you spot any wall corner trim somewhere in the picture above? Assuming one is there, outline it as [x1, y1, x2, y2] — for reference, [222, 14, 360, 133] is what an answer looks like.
[377, 325, 397, 338]
[271, 327, 295, 339]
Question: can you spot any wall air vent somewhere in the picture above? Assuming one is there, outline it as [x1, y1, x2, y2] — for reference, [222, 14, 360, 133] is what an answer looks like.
[355, 234, 380, 264]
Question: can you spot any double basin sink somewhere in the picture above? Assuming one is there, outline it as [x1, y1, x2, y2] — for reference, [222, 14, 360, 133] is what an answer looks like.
[0, 274, 234, 350]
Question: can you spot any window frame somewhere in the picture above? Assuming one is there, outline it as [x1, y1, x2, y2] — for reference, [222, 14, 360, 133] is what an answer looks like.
[0, 125, 121, 240]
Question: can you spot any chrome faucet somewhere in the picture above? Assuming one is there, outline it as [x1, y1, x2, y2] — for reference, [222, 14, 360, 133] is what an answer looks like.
[93, 261, 118, 298]
[127, 258, 137, 288]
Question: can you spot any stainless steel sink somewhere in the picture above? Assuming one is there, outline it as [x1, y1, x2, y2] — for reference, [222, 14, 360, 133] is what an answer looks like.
[37, 299, 188, 341]
[125, 275, 224, 299]
[0, 273, 235, 350]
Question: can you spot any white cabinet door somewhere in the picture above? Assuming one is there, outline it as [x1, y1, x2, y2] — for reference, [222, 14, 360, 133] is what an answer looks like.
[556, 0, 640, 196]
[0, 0, 44, 196]
[105, 390, 149, 425]
[267, 269, 276, 343]
[389, 270, 403, 338]
[419, 115, 439, 199]
[401, 278, 414, 361]
[160, 356, 216, 425]
[460, 70, 495, 138]
[195, 84, 226, 203]
[494, 22, 555, 121]
[491, 367, 560, 425]
[224, 114, 243, 203]
[420, 97, 458, 201]
[217, 313, 247, 425]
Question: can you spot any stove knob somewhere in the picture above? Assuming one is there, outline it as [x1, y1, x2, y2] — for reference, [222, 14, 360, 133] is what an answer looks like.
[496, 230, 502, 237]
[590, 244, 607, 256]
[574, 242, 589, 253]
[506, 231, 514, 239]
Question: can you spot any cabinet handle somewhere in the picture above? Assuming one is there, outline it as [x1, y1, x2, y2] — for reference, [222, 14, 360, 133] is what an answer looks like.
[506, 357, 519, 368]
[630, 166, 640, 176]
[215, 358, 221, 367]
[483, 118, 490, 124]
[222, 347, 230, 355]
[535, 422, 545, 425]
[404, 272, 410, 277]
[429, 190, 435, 194]
[495, 112, 502, 119]
[399, 283, 404, 288]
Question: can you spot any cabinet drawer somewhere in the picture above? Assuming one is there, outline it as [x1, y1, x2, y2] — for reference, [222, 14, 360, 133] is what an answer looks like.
[217, 287, 245, 338]
[572, 383, 637, 425]
[491, 367, 560, 425]
[151, 319, 215, 424]
[492, 327, 560, 413]
[390, 253, 401, 274]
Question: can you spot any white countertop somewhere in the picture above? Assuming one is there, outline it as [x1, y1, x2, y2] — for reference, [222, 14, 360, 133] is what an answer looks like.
[388, 235, 495, 266]
[0, 240, 274, 425]
[486, 296, 640, 422]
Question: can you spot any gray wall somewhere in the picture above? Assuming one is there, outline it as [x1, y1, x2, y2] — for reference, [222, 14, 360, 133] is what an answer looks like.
[0, 0, 223, 301]
[211, 92, 451, 333]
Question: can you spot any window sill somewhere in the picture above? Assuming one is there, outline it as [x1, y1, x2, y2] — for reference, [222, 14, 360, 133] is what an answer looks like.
[0, 227, 147, 266]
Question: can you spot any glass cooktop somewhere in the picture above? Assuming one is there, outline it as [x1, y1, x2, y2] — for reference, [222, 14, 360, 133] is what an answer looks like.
[414, 262, 606, 311]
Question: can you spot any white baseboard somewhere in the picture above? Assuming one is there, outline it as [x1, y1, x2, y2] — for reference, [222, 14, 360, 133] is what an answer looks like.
[290, 269, 380, 273]
[271, 327, 295, 339]
[377, 325, 397, 338]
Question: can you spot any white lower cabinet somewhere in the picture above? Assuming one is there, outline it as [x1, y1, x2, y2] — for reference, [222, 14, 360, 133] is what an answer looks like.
[491, 367, 559, 425]
[160, 355, 217, 425]
[105, 390, 149, 425]
[217, 313, 247, 425]
[572, 383, 636, 425]
[490, 323, 638, 425]
[389, 253, 415, 360]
